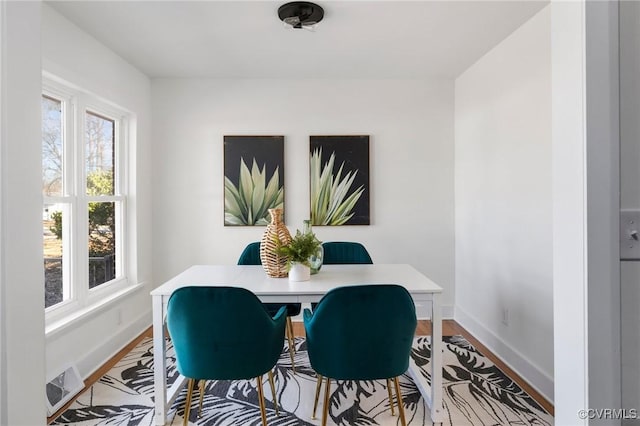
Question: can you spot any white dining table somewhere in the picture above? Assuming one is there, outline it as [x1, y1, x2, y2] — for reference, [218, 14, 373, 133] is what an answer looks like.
[150, 263, 444, 425]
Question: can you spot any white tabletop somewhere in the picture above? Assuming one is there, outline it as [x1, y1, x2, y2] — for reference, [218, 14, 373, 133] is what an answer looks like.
[151, 263, 442, 298]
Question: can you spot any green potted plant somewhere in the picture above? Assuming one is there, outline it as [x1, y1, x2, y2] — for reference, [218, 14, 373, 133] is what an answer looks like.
[275, 229, 322, 281]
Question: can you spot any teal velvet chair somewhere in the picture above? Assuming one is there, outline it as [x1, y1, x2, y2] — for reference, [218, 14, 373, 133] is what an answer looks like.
[304, 285, 417, 426]
[167, 286, 287, 426]
[310, 241, 373, 310]
[238, 242, 301, 371]
[321, 241, 373, 265]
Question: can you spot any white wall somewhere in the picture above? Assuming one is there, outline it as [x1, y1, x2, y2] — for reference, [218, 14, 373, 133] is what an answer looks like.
[0, 2, 46, 424]
[584, 0, 621, 419]
[41, 5, 153, 382]
[454, 6, 553, 401]
[620, 1, 640, 421]
[550, 1, 588, 420]
[151, 78, 455, 315]
[1, 4, 4, 420]
[551, 1, 623, 422]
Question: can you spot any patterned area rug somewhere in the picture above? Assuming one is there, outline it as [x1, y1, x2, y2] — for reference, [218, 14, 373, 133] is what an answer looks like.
[52, 335, 552, 425]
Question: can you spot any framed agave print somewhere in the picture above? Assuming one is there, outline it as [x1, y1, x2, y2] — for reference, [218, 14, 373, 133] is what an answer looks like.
[224, 136, 284, 226]
[310, 135, 370, 225]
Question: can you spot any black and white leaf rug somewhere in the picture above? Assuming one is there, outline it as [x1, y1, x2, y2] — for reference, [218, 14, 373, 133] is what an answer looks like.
[52, 335, 553, 425]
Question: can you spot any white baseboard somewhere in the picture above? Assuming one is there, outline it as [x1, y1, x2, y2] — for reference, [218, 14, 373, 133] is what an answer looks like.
[455, 306, 554, 404]
[442, 304, 454, 319]
[77, 310, 151, 380]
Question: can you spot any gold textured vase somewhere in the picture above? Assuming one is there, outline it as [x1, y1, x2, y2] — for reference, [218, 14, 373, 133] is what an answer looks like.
[260, 208, 292, 278]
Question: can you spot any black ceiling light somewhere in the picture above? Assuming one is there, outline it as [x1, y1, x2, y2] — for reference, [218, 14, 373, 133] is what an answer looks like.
[278, 1, 324, 30]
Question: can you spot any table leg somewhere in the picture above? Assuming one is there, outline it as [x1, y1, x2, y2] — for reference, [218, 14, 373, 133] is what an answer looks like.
[407, 295, 444, 424]
[153, 295, 168, 425]
[430, 294, 443, 423]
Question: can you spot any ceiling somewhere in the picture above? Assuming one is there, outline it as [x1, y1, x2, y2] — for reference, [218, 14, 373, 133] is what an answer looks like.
[47, 0, 548, 79]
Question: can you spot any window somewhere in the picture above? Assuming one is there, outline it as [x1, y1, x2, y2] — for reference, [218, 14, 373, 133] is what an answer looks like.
[43, 78, 131, 319]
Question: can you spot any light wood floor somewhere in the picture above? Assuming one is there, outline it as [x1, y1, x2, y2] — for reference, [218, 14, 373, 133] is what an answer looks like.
[48, 319, 553, 423]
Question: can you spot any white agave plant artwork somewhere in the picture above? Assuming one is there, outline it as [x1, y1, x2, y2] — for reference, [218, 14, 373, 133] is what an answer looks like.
[310, 135, 370, 226]
[224, 158, 283, 225]
[224, 136, 284, 226]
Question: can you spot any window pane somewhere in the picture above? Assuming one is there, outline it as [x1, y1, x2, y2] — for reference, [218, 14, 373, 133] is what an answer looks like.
[85, 111, 115, 196]
[44, 205, 65, 308]
[42, 96, 63, 197]
[88, 201, 116, 288]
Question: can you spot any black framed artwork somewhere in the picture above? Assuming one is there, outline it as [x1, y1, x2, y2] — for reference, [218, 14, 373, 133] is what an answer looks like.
[224, 135, 284, 226]
[310, 135, 370, 225]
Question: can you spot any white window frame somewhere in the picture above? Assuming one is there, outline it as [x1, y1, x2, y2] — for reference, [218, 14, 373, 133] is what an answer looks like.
[43, 76, 132, 326]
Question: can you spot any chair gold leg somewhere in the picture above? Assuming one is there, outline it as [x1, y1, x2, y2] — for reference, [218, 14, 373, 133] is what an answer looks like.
[393, 377, 408, 426]
[286, 316, 296, 353]
[268, 370, 279, 416]
[286, 319, 296, 374]
[197, 380, 206, 418]
[256, 375, 268, 426]
[312, 374, 323, 419]
[183, 378, 195, 426]
[386, 378, 395, 416]
[322, 377, 331, 426]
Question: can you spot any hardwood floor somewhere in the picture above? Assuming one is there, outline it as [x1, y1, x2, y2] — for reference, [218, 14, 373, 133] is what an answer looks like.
[48, 319, 553, 423]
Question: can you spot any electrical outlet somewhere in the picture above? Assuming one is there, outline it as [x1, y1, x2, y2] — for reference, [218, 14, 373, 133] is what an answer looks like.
[116, 308, 122, 326]
[501, 308, 509, 326]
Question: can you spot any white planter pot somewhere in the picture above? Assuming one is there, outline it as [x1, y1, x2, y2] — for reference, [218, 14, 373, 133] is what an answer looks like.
[289, 263, 311, 282]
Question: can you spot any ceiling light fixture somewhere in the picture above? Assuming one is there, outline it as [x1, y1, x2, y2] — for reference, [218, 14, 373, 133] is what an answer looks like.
[278, 1, 324, 31]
